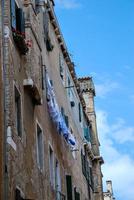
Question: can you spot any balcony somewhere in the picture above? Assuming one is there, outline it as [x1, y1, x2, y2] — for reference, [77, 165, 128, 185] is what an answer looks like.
[23, 78, 42, 105]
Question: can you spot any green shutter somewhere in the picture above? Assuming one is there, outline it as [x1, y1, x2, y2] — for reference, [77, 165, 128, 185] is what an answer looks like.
[66, 175, 73, 200]
[10, 0, 16, 29]
[84, 126, 91, 142]
[61, 107, 64, 117]
[88, 126, 91, 142]
[16, 8, 25, 34]
[65, 115, 69, 128]
[78, 103, 81, 122]
[84, 127, 88, 141]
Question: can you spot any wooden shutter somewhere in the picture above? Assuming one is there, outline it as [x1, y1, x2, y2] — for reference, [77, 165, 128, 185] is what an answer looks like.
[88, 126, 91, 142]
[16, 8, 25, 34]
[78, 103, 81, 122]
[66, 175, 73, 200]
[65, 115, 69, 128]
[10, 0, 16, 29]
[84, 127, 89, 142]
[43, 9, 49, 41]
[84, 126, 91, 142]
[61, 107, 64, 117]
[59, 54, 64, 79]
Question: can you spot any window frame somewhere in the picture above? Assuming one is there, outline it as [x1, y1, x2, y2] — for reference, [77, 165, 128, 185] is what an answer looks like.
[36, 121, 44, 171]
[49, 145, 55, 188]
[14, 84, 22, 138]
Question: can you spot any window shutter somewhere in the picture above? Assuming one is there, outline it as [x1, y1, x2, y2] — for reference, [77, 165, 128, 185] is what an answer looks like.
[66, 175, 73, 200]
[59, 54, 64, 80]
[78, 103, 81, 122]
[65, 115, 69, 128]
[16, 8, 25, 34]
[61, 107, 64, 117]
[84, 126, 92, 142]
[84, 127, 90, 142]
[41, 64, 45, 90]
[43, 9, 49, 41]
[67, 77, 71, 96]
[88, 126, 91, 142]
[10, 0, 16, 29]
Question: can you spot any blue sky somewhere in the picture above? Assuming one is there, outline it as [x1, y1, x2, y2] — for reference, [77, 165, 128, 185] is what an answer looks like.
[55, 0, 134, 199]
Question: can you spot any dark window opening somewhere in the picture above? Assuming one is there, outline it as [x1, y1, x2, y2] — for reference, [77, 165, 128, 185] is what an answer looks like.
[11, 0, 25, 34]
[59, 54, 64, 80]
[78, 103, 81, 122]
[11, 0, 28, 54]
[15, 86, 22, 137]
[65, 115, 69, 128]
[67, 77, 71, 97]
[49, 146, 54, 186]
[81, 150, 94, 190]
[74, 187, 80, 200]
[37, 124, 43, 170]
[66, 175, 73, 200]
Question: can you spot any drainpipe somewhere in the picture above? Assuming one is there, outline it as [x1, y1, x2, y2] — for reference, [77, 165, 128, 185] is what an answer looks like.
[2, 0, 10, 199]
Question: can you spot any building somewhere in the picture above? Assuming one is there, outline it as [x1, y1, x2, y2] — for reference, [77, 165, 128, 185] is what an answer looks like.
[78, 77, 104, 200]
[0, 1, 4, 199]
[0, 0, 104, 199]
[104, 181, 115, 200]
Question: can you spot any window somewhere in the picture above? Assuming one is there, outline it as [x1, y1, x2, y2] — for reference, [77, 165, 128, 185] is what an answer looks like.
[61, 107, 69, 128]
[49, 146, 55, 187]
[74, 187, 80, 200]
[84, 126, 91, 142]
[78, 103, 81, 122]
[55, 159, 61, 199]
[43, 8, 49, 42]
[61, 107, 65, 117]
[64, 115, 69, 128]
[15, 188, 21, 200]
[11, 0, 25, 34]
[37, 124, 44, 170]
[11, 0, 28, 54]
[81, 150, 93, 189]
[15, 188, 24, 200]
[59, 54, 64, 81]
[41, 64, 46, 90]
[66, 175, 73, 200]
[67, 77, 71, 97]
[14, 86, 22, 137]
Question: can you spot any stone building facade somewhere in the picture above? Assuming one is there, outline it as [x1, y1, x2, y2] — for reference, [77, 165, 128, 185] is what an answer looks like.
[0, 0, 104, 199]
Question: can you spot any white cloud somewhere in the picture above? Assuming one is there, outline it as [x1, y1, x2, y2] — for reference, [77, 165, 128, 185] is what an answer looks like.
[96, 110, 134, 200]
[103, 156, 134, 200]
[113, 127, 134, 144]
[55, 0, 81, 9]
[95, 81, 119, 98]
